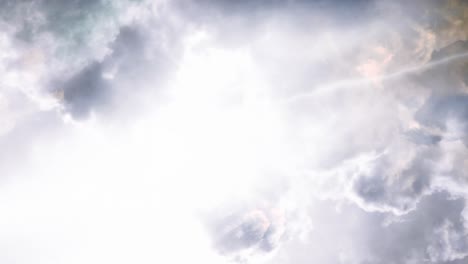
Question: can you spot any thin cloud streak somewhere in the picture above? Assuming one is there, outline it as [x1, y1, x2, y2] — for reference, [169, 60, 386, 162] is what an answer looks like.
[285, 50, 468, 104]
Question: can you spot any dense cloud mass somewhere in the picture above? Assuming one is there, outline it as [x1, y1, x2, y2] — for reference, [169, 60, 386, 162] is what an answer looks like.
[0, 0, 468, 263]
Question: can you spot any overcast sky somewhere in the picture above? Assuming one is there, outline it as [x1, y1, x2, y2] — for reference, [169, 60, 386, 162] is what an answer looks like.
[1, 0, 468, 263]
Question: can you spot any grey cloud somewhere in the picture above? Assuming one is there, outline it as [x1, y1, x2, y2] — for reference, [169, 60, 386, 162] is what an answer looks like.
[346, 79, 468, 217]
[2, 0, 127, 62]
[0, 0, 150, 120]
[205, 206, 286, 260]
[377, 0, 468, 49]
[270, 192, 468, 264]
[53, 25, 144, 119]
[300, 2, 468, 217]
[55, 21, 181, 119]
[413, 40, 468, 95]
[416, 95, 468, 128]
[172, 0, 379, 55]
[351, 148, 439, 215]
[58, 62, 110, 119]
[267, 3, 468, 261]
[405, 129, 442, 146]
[105, 24, 179, 92]
[364, 192, 468, 264]
[412, 41, 468, 136]
[176, 0, 377, 23]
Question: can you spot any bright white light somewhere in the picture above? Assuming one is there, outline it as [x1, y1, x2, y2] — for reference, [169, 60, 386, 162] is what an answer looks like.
[0, 29, 292, 264]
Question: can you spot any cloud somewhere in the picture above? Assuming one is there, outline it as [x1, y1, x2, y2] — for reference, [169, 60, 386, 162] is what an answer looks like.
[367, 191, 468, 264]
[268, 191, 468, 264]
[209, 208, 286, 257]
[1, 0, 468, 264]
[404, 129, 442, 146]
[56, 62, 110, 119]
[52, 25, 151, 119]
[184, 1, 468, 262]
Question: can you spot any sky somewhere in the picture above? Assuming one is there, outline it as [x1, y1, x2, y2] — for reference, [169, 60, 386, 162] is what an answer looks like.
[0, 0, 468, 263]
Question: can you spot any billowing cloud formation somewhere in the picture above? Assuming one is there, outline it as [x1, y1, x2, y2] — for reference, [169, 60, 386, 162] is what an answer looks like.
[207, 207, 286, 259]
[1, 0, 468, 264]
